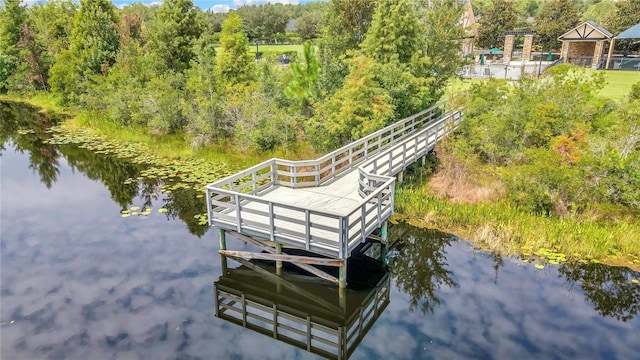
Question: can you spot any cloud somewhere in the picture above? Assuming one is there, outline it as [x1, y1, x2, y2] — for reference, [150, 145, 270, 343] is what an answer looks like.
[210, 4, 231, 13]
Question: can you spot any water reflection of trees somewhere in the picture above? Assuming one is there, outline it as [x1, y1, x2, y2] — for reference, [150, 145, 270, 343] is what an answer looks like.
[1, 101, 63, 188]
[388, 224, 458, 314]
[559, 263, 640, 322]
[1, 101, 209, 237]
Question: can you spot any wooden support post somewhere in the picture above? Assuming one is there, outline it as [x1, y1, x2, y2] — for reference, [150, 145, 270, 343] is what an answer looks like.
[605, 38, 615, 70]
[398, 171, 404, 184]
[380, 221, 388, 242]
[220, 254, 228, 275]
[421, 156, 426, 167]
[275, 242, 282, 276]
[219, 228, 227, 250]
[339, 286, 346, 311]
[380, 221, 388, 263]
[339, 261, 347, 288]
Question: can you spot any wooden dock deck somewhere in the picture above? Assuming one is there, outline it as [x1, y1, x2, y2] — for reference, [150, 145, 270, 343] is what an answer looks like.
[206, 102, 462, 287]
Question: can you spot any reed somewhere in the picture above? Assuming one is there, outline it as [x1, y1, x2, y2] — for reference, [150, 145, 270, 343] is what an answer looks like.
[395, 174, 640, 271]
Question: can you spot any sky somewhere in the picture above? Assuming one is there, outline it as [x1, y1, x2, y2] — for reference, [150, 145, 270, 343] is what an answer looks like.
[17, 0, 318, 13]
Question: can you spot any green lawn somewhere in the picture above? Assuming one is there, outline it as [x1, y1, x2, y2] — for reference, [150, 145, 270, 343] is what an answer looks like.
[253, 44, 304, 53]
[214, 44, 304, 56]
[446, 70, 640, 101]
[599, 70, 640, 100]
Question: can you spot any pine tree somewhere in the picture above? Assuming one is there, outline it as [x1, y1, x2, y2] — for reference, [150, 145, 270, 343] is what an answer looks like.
[360, 0, 425, 65]
[215, 11, 254, 86]
[145, 0, 208, 73]
[49, 0, 119, 102]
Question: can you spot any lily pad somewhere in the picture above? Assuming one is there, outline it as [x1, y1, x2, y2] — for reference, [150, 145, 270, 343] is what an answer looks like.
[130, 206, 140, 211]
[632, 279, 639, 284]
[158, 208, 168, 213]
[121, 213, 131, 218]
[534, 264, 544, 270]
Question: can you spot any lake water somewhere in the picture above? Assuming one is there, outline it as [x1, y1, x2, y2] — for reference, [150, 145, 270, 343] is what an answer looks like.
[1, 101, 639, 360]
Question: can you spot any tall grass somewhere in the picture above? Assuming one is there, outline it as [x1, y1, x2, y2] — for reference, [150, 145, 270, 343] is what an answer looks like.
[395, 175, 640, 271]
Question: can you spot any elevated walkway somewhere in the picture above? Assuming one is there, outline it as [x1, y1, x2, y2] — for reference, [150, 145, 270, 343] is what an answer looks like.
[206, 102, 462, 287]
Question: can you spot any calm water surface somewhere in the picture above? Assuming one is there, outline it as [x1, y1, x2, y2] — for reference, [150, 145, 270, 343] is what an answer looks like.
[1, 102, 639, 359]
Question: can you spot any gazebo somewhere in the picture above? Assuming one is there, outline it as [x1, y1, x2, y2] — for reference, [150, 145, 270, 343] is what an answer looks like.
[558, 21, 613, 69]
[605, 22, 640, 69]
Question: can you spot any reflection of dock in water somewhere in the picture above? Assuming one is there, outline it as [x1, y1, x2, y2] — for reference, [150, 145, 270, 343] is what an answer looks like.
[214, 252, 390, 359]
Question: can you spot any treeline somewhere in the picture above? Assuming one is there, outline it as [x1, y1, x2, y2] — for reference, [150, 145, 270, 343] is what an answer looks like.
[440, 65, 640, 216]
[474, 0, 640, 51]
[0, 0, 465, 153]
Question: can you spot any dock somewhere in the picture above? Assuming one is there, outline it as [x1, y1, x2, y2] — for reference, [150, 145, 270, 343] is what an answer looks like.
[206, 102, 462, 287]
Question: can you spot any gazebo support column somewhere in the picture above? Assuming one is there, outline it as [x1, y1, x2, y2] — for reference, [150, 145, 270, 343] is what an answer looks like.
[592, 40, 604, 69]
[605, 38, 616, 70]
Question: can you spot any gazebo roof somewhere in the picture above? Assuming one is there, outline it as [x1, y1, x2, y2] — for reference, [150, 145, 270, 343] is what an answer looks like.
[615, 22, 640, 39]
[558, 21, 613, 41]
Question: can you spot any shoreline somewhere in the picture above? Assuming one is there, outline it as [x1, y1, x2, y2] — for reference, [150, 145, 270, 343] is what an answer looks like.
[4, 95, 639, 272]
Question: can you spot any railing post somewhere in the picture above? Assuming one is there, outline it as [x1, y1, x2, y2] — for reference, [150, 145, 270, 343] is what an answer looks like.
[305, 209, 310, 250]
[361, 206, 366, 242]
[291, 165, 296, 187]
[271, 161, 277, 185]
[377, 192, 382, 224]
[269, 202, 275, 240]
[206, 188, 213, 225]
[252, 172, 256, 193]
[235, 194, 242, 232]
[402, 143, 407, 169]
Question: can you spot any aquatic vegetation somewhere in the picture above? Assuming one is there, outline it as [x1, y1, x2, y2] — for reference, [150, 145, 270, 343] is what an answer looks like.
[44, 125, 235, 226]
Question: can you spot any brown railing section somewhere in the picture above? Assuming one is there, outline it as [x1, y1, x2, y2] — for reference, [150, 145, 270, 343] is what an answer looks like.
[205, 102, 460, 259]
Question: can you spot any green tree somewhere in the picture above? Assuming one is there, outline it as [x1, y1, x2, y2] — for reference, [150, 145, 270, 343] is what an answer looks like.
[183, 34, 228, 147]
[236, 4, 289, 43]
[310, 55, 394, 150]
[603, 0, 640, 35]
[317, 0, 376, 94]
[215, 11, 254, 86]
[582, 1, 616, 24]
[0, 0, 27, 92]
[535, 0, 580, 50]
[145, 0, 208, 73]
[603, 0, 640, 54]
[49, 0, 119, 102]
[422, 0, 468, 92]
[284, 40, 319, 112]
[294, 11, 322, 40]
[476, 0, 518, 49]
[360, 0, 425, 65]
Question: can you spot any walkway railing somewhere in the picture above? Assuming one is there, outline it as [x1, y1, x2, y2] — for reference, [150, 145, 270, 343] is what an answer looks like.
[206, 102, 461, 259]
[358, 110, 463, 197]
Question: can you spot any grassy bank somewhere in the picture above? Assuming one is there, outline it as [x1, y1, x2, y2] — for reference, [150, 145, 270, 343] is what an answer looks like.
[395, 175, 640, 271]
[1, 93, 318, 169]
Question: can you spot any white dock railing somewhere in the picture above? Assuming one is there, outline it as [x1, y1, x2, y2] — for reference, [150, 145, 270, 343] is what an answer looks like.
[358, 110, 463, 197]
[205, 102, 461, 259]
